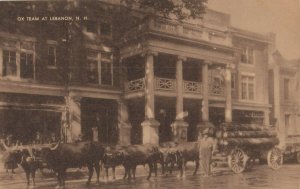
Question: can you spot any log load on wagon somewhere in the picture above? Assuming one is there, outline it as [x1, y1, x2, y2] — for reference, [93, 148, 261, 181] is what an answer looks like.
[216, 123, 283, 174]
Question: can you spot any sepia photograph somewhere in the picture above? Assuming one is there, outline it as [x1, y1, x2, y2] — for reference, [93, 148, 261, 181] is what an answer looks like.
[0, 0, 299, 188]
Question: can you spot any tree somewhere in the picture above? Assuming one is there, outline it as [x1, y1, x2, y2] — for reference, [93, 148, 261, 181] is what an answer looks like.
[122, 0, 208, 19]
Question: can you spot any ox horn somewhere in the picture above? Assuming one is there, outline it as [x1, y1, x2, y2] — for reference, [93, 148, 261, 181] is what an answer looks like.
[0, 139, 10, 151]
[50, 142, 60, 150]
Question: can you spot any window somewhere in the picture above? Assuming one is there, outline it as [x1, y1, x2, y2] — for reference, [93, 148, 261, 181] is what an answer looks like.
[20, 53, 34, 79]
[85, 21, 112, 36]
[87, 60, 98, 84]
[100, 52, 112, 85]
[284, 78, 290, 100]
[231, 73, 236, 89]
[48, 46, 56, 67]
[86, 20, 97, 33]
[285, 114, 291, 135]
[1, 38, 35, 80]
[100, 22, 111, 36]
[241, 47, 254, 64]
[3, 50, 17, 76]
[241, 75, 255, 100]
[86, 49, 113, 86]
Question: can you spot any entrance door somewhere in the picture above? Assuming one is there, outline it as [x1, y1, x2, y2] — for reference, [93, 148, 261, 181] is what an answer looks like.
[155, 97, 176, 143]
[128, 99, 144, 144]
[81, 98, 118, 144]
[184, 99, 200, 142]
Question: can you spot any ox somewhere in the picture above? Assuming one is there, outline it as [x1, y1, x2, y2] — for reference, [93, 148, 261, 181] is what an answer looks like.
[165, 142, 199, 177]
[121, 144, 164, 180]
[102, 145, 126, 181]
[40, 141, 105, 187]
[1, 141, 40, 187]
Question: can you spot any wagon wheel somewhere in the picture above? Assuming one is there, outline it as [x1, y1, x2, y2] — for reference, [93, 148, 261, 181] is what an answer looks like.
[228, 148, 248, 174]
[267, 147, 283, 170]
[296, 152, 300, 164]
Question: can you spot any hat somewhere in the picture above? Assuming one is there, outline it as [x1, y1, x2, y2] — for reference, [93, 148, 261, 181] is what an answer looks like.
[202, 128, 210, 135]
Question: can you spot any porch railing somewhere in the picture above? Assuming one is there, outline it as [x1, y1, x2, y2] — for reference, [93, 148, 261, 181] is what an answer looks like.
[155, 77, 176, 91]
[209, 81, 225, 96]
[183, 80, 202, 94]
[125, 78, 145, 92]
[125, 77, 207, 96]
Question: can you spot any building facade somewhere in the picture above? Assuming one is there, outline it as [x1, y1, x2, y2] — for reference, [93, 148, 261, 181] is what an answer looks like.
[269, 52, 300, 147]
[0, 1, 274, 145]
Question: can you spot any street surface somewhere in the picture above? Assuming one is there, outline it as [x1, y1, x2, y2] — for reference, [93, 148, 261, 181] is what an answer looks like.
[1, 163, 300, 189]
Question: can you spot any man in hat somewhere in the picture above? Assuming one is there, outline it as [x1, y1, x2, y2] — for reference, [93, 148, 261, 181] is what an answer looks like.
[198, 128, 216, 177]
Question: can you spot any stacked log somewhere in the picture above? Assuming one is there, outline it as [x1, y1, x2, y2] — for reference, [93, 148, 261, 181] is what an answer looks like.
[223, 131, 277, 138]
[219, 138, 279, 147]
[223, 124, 269, 132]
[218, 123, 279, 148]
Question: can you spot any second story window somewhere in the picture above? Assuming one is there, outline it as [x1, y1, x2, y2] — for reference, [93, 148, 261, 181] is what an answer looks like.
[284, 78, 290, 100]
[20, 52, 33, 79]
[241, 75, 255, 100]
[241, 47, 254, 64]
[85, 20, 112, 37]
[100, 22, 111, 36]
[86, 20, 98, 33]
[1, 37, 35, 80]
[87, 60, 98, 84]
[100, 52, 112, 85]
[86, 49, 113, 86]
[231, 73, 236, 89]
[3, 50, 17, 76]
[48, 46, 56, 67]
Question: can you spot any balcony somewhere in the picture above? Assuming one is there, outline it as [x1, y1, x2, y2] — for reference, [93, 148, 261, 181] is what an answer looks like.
[125, 77, 211, 96]
[122, 18, 232, 47]
[125, 77, 226, 99]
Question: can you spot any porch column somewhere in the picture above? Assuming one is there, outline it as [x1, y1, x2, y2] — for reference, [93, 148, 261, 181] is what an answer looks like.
[118, 100, 131, 145]
[171, 56, 188, 142]
[202, 62, 209, 122]
[273, 63, 284, 146]
[197, 61, 211, 134]
[225, 64, 232, 123]
[141, 52, 160, 144]
[63, 95, 82, 143]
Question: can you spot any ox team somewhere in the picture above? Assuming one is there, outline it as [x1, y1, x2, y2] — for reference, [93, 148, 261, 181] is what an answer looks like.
[0, 128, 216, 187]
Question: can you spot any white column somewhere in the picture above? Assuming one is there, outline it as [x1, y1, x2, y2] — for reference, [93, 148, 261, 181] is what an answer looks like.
[172, 56, 188, 142]
[145, 53, 155, 119]
[197, 60, 212, 139]
[225, 64, 232, 123]
[141, 52, 160, 144]
[64, 95, 82, 143]
[202, 62, 209, 122]
[273, 63, 284, 146]
[118, 100, 131, 145]
[176, 56, 185, 119]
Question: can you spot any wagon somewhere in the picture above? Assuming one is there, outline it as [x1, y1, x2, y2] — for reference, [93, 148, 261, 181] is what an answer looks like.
[216, 123, 283, 173]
